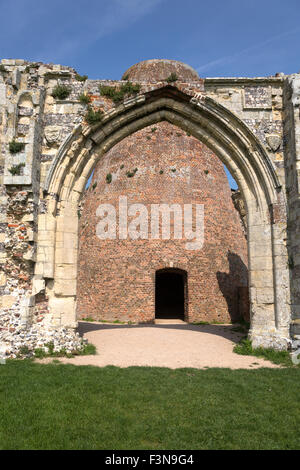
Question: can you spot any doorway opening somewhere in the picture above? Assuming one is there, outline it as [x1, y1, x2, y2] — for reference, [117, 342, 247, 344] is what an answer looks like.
[155, 268, 187, 320]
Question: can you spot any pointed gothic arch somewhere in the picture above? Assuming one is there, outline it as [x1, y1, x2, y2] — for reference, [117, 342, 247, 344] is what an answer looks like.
[34, 86, 290, 349]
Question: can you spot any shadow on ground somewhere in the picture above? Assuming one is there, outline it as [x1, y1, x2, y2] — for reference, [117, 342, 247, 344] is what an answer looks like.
[77, 321, 247, 344]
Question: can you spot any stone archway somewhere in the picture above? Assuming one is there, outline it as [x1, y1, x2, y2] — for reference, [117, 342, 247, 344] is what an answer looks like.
[34, 86, 290, 349]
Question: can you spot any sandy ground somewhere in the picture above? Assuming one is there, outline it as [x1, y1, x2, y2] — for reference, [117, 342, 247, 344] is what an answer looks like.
[36, 321, 280, 369]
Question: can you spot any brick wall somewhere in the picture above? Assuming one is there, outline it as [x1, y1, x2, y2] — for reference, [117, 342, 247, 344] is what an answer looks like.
[77, 121, 248, 323]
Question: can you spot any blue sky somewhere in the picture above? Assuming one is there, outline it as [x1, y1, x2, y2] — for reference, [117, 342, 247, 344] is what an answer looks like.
[1, 0, 299, 79]
[2, 0, 299, 189]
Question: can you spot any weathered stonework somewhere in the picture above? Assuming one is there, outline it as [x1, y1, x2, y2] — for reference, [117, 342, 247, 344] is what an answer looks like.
[0, 58, 299, 356]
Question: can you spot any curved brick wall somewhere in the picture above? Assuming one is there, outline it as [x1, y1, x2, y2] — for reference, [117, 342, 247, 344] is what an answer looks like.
[77, 122, 248, 323]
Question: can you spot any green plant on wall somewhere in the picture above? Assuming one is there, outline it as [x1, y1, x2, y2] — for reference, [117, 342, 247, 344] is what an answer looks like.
[85, 107, 103, 125]
[120, 81, 140, 95]
[166, 72, 178, 83]
[99, 81, 141, 104]
[79, 94, 91, 105]
[8, 163, 25, 175]
[126, 168, 138, 178]
[75, 74, 88, 82]
[9, 140, 25, 154]
[98, 85, 116, 99]
[106, 173, 112, 184]
[25, 63, 40, 73]
[51, 84, 71, 100]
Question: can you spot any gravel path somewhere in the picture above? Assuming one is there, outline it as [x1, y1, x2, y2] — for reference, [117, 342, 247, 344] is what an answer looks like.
[38, 321, 279, 369]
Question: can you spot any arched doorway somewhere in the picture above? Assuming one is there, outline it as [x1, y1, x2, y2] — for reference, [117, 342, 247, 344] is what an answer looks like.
[36, 85, 291, 349]
[155, 269, 187, 320]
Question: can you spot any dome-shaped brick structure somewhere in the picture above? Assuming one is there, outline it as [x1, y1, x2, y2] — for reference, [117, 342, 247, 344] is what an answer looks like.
[122, 59, 200, 82]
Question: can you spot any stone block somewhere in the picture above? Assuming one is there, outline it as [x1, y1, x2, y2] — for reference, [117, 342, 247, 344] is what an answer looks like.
[0, 272, 6, 286]
[55, 264, 77, 280]
[54, 279, 77, 296]
[256, 287, 274, 304]
[249, 270, 274, 288]
[32, 278, 45, 295]
[48, 296, 76, 326]
[1, 295, 17, 308]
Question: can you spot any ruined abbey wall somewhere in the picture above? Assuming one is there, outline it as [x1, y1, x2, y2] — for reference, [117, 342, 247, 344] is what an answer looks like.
[0, 58, 299, 356]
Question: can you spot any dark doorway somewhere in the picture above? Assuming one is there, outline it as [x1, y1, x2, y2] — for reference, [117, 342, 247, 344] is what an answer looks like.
[155, 269, 187, 319]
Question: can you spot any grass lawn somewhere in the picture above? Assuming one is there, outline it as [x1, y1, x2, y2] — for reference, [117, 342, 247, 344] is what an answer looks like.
[0, 360, 299, 450]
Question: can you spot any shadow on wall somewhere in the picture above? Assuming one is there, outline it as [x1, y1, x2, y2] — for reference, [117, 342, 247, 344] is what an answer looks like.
[217, 251, 249, 323]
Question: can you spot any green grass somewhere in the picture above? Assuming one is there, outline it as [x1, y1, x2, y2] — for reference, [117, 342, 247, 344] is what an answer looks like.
[233, 338, 295, 367]
[0, 361, 299, 449]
